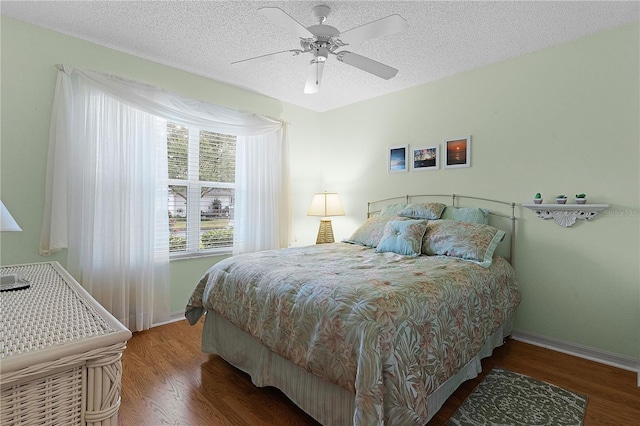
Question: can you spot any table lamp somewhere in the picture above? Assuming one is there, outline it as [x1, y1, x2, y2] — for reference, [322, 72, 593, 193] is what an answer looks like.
[1, 200, 28, 290]
[307, 191, 345, 244]
[1, 200, 22, 232]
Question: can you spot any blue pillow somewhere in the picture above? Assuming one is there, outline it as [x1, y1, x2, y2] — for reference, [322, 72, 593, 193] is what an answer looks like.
[344, 216, 409, 248]
[375, 220, 428, 257]
[379, 203, 408, 216]
[440, 207, 489, 224]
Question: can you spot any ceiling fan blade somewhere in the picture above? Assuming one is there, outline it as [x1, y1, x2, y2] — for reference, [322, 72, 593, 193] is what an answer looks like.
[258, 7, 314, 39]
[304, 60, 325, 94]
[338, 52, 398, 80]
[232, 50, 302, 67]
[335, 14, 408, 46]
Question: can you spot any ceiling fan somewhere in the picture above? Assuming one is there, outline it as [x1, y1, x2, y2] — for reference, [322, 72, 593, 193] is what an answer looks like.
[232, 5, 409, 94]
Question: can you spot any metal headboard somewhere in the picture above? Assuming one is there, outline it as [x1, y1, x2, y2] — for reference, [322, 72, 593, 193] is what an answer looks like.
[367, 194, 517, 266]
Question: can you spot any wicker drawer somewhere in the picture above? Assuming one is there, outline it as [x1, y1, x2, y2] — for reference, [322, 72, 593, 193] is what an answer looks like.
[1, 262, 132, 426]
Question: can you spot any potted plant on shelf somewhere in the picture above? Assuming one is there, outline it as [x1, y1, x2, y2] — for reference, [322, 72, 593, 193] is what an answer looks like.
[575, 193, 587, 204]
[533, 193, 543, 204]
[556, 195, 567, 204]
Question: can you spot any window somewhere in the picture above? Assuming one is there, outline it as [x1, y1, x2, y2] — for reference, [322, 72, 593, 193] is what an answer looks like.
[167, 121, 236, 256]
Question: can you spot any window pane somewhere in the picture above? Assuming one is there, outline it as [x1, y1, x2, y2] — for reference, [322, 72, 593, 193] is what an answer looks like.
[200, 187, 234, 249]
[167, 122, 189, 180]
[199, 130, 235, 183]
[169, 185, 187, 252]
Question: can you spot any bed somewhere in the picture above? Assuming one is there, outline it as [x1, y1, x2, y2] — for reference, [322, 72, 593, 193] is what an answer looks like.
[185, 194, 521, 425]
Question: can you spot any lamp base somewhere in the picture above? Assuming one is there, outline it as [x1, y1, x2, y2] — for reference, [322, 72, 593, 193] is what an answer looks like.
[316, 219, 335, 244]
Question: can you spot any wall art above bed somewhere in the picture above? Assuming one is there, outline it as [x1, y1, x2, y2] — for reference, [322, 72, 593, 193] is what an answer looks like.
[388, 145, 408, 172]
[443, 135, 471, 169]
[411, 145, 439, 171]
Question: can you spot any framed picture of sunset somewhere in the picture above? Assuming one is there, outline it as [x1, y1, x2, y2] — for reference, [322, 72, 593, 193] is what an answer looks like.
[412, 145, 439, 171]
[443, 136, 471, 169]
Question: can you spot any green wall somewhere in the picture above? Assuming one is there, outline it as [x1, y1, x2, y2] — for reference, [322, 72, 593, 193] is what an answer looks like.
[316, 22, 640, 360]
[1, 17, 638, 361]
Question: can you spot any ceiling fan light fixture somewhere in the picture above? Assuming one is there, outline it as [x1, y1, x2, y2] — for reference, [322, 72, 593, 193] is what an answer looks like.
[315, 46, 329, 62]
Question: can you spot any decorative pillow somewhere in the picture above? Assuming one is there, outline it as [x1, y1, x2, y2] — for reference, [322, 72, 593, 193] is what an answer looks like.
[344, 216, 409, 248]
[379, 203, 408, 217]
[422, 220, 505, 267]
[441, 207, 490, 224]
[375, 220, 428, 257]
[398, 202, 447, 220]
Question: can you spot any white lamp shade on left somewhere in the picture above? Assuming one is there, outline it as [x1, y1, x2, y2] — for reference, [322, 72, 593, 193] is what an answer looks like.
[1, 201, 22, 232]
[307, 192, 345, 218]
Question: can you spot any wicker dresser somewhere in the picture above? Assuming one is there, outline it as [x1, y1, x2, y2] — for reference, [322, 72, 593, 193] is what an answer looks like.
[0, 262, 132, 426]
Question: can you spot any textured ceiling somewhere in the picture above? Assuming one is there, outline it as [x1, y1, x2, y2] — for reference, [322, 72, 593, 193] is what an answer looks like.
[2, 1, 638, 112]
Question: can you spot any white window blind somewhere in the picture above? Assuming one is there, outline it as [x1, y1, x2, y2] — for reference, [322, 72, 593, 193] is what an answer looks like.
[167, 121, 236, 256]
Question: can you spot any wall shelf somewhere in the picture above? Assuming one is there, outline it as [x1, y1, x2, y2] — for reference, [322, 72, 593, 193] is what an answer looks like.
[522, 203, 610, 227]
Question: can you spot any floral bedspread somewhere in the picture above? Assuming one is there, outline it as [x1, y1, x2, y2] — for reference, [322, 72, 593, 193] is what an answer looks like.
[186, 243, 520, 425]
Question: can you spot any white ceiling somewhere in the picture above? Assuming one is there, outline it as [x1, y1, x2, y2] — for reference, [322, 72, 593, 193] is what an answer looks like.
[2, 1, 638, 112]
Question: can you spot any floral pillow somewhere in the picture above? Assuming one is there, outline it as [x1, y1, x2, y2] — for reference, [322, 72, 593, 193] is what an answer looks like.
[376, 220, 428, 257]
[344, 216, 409, 248]
[422, 220, 505, 267]
[398, 202, 447, 220]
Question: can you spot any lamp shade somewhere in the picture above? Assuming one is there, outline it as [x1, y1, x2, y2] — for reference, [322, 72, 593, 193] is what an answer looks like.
[1, 201, 22, 232]
[307, 192, 345, 217]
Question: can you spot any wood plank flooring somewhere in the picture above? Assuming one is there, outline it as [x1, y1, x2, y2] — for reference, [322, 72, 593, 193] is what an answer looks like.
[120, 318, 639, 425]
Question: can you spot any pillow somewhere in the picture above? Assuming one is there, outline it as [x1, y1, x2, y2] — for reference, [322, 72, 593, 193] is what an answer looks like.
[441, 207, 489, 224]
[344, 216, 409, 248]
[379, 203, 408, 217]
[376, 220, 428, 257]
[398, 202, 447, 220]
[422, 220, 505, 267]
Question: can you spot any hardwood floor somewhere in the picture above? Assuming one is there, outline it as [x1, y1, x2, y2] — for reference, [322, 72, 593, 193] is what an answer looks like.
[120, 318, 639, 425]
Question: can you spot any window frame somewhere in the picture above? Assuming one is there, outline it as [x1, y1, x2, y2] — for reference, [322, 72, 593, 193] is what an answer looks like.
[166, 123, 236, 259]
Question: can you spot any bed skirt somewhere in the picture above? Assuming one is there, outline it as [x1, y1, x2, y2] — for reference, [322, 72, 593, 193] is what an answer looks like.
[201, 310, 514, 425]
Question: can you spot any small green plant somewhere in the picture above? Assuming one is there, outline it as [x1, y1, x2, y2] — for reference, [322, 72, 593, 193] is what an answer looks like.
[575, 193, 586, 198]
[534, 193, 542, 199]
[556, 194, 567, 199]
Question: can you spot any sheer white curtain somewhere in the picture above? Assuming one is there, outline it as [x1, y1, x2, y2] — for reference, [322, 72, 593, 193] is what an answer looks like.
[41, 69, 170, 331]
[234, 126, 291, 254]
[40, 66, 291, 331]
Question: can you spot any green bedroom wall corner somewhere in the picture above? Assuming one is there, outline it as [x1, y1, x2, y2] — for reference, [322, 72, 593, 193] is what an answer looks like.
[315, 22, 640, 360]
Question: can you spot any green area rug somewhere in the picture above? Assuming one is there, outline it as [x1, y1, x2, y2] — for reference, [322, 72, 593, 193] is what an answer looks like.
[447, 367, 588, 426]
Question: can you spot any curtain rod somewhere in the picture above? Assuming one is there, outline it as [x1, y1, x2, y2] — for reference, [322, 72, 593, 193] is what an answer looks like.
[54, 64, 289, 125]
[245, 111, 290, 126]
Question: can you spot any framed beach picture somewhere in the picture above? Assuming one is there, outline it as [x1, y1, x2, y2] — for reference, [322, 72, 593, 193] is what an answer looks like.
[412, 146, 439, 171]
[388, 145, 408, 172]
[443, 136, 471, 169]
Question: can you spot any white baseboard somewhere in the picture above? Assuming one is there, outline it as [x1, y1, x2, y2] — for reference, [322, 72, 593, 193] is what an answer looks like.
[169, 310, 188, 322]
[151, 310, 189, 328]
[511, 329, 640, 386]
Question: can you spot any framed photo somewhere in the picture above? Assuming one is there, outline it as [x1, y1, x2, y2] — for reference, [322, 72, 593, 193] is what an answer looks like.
[443, 136, 471, 169]
[412, 145, 439, 171]
[388, 145, 408, 173]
